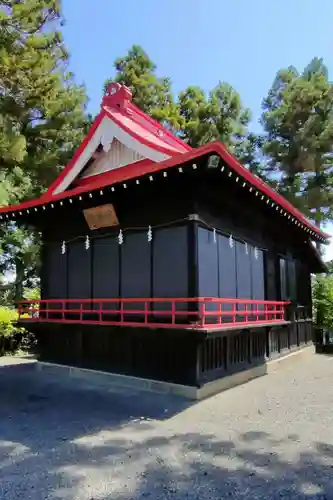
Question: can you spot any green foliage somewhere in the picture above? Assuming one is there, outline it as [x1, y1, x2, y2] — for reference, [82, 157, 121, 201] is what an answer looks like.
[0, 0, 88, 194]
[0, 306, 20, 339]
[105, 45, 183, 131]
[23, 287, 40, 301]
[177, 83, 251, 154]
[239, 133, 265, 176]
[106, 46, 253, 159]
[313, 271, 333, 328]
[177, 86, 211, 147]
[0, 305, 32, 356]
[0, 286, 15, 307]
[261, 58, 333, 227]
[0, 226, 40, 301]
[0, 0, 89, 300]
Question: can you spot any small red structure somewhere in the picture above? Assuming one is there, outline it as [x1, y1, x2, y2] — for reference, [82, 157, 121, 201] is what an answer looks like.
[0, 83, 329, 394]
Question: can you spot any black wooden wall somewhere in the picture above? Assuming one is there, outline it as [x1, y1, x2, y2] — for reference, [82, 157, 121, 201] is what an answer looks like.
[40, 172, 195, 304]
[39, 158, 315, 310]
[42, 225, 189, 302]
[197, 227, 265, 301]
[193, 168, 315, 310]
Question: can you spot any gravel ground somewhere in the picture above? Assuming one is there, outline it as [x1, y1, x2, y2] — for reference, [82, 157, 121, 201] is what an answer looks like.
[0, 349, 333, 499]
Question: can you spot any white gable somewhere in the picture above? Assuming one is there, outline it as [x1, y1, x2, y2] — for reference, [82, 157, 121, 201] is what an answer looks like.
[52, 116, 170, 195]
[80, 139, 144, 179]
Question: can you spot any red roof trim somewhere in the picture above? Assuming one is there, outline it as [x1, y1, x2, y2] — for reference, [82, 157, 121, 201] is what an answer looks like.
[127, 101, 192, 152]
[42, 111, 106, 200]
[102, 105, 184, 156]
[0, 140, 329, 240]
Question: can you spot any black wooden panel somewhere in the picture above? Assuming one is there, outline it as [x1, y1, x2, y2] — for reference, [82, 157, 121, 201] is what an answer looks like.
[279, 327, 290, 351]
[251, 329, 266, 359]
[43, 243, 67, 299]
[235, 241, 252, 322]
[290, 323, 298, 348]
[236, 241, 251, 299]
[201, 337, 226, 373]
[152, 226, 188, 316]
[197, 227, 218, 298]
[236, 241, 252, 299]
[280, 258, 288, 300]
[287, 259, 297, 301]
[121, 232, 151, 310]
[217, 234, 236, 321]
[218, 234, 236, 298]
[153, 226, 189, 298]
[268, 328, 279, 355]
[251, 248, 265, 300]
[228, 331, 250, 367]
[37, 324, 199, 386]
[265, 252, 276, 300]
[297, 261, 307, 305]
[68, 241, 91, 300]
[92, 236, 119, 310]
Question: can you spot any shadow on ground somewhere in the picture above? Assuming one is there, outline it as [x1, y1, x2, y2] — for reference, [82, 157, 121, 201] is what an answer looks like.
[0, 362, 332, 499]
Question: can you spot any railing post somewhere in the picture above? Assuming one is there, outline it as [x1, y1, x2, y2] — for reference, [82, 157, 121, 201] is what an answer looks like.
[200, 302, 206, 328]
[171, 300, 175, 326]
[62, 301, 65, 320]
[120, 300, 124, 324]
[232, 302, 236, 323]
[144, 301, 148, 325]
[218, 302, 222, 325]
[99, 300, 102, 322]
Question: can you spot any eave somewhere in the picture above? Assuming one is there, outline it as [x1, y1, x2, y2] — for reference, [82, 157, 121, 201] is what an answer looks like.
[308, 241, 329, 274]
[0, 141, 329, 245]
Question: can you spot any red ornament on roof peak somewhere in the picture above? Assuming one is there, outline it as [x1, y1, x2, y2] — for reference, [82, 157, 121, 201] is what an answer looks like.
[102, 83, 132, 110]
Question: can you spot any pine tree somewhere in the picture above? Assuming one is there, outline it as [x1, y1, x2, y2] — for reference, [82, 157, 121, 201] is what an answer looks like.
[0, 0, 89, 300]
[177, 86, 212, 147]
[105, 46, 253, 157]
[261, 58, 333, 228]
[104, 45, 183, 131]
[178, 82, 251, 154]
[240, 133, 265, 177]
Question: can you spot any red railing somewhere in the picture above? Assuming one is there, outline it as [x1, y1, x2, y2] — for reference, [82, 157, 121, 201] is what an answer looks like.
[17, 297, 290, 330]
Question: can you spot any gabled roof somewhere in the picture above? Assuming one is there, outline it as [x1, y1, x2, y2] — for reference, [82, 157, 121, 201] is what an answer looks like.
[0, 84, 330, 243]
[43, 82, 191, 198]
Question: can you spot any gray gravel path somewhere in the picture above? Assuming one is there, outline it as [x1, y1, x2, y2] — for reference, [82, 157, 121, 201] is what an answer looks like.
[0, 349, 333, 499]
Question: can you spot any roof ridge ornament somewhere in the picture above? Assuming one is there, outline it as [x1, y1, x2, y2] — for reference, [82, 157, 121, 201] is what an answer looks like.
[102, 82, 132, 110]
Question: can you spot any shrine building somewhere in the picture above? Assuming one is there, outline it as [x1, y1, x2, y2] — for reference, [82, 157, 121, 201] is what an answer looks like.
[0, 82, 329, 398]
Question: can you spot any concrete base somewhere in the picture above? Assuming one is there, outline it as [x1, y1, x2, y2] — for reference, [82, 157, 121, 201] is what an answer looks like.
[35, 345, 314, 400]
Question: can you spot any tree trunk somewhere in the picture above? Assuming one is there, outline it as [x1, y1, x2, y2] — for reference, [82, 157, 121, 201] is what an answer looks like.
[14, 259, 24, 303]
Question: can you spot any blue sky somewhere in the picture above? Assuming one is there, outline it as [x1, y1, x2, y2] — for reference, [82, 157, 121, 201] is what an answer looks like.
[62, 0, 333, 260]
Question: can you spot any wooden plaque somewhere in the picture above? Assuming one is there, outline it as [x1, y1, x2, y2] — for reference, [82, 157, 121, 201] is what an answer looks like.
[83, 204, 119, 230]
